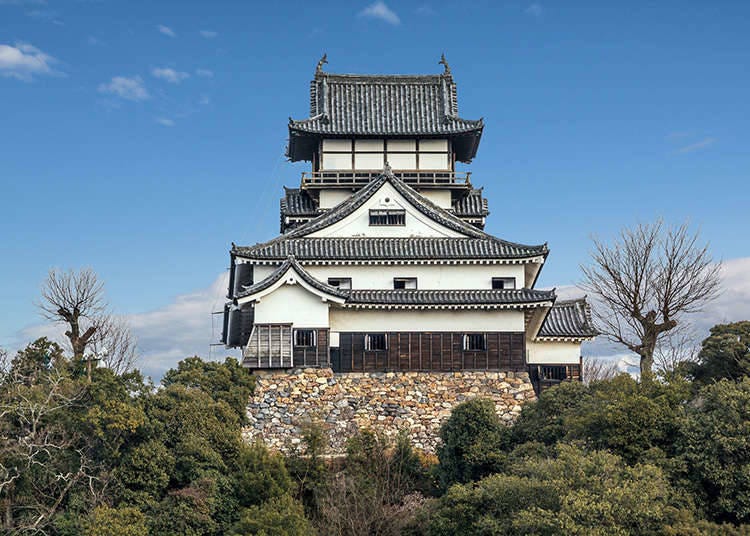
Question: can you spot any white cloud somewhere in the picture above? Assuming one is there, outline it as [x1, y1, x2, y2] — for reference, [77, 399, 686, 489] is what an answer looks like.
[98, 75, 150, 101]
[0, 42, 57, 81]
[195, 68, 213, 78]
[156, 117, 175, 127]
[199, 94, 210, 105]
[359, 1, 400, 25]
[158, 24, 176, 37]
[677, 137, 716, 154]
[151, 66, 190, 84]
[526, 3, 543, 17]
[199, 30, 217, 38]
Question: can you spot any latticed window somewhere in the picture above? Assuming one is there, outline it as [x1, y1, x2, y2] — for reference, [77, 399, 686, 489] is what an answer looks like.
[393, 277, 417, 289]
[365, 333, 387, 351]
[492, 277, 516, 289]
[328, 277, 352, 289]
[463, 333, 486, 351]
[369, 209, 405, 226]
[294, 329, 316, 347]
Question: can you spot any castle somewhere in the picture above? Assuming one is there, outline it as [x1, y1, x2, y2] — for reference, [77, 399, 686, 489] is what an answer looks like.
[221, 57, 596, 450]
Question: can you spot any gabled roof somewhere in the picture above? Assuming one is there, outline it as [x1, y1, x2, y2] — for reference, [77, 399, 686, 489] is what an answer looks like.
[538, 298, 598, 340]
[235, 256, 349, 302]
[288, 57, 484, 163]
[346, 288, 555, 307]
[234, 237, 545, 262]
[236, 170, 547, 261]
[280, 187, 319, 217]
[452, 189, 489, 218]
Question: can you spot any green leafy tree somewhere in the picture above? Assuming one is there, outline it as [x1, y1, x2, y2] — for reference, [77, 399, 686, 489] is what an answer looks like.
[688, 321, 750, 384]
[428, 444, 681, 536]
[83, 505, 149, 536]
[436, 398, 511, 487]
[230, 494, 313, 536]
[678, 378, 750, 524]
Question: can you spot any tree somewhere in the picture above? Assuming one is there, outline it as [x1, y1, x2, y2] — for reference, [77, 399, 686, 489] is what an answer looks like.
[581, 356, 620, 384]
[581, 221, 720, 382]
[677, 378, 750, 524]
[426, 444, 682, 536]
[687, 321, 750, 384]
[39, 268, 138, 379]
[436, 398, 510, 487]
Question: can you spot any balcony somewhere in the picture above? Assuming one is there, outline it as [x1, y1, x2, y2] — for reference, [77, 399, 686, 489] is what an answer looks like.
[300, 170, 472, 189]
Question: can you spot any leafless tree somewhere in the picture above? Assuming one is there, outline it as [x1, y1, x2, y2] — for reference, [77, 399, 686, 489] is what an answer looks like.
[653, 323, 700, 376]
[581, 221, 720, 383]
[88, 315, 138, 376]
[582, 356, 620, 384]
[39, 268, 138, 379]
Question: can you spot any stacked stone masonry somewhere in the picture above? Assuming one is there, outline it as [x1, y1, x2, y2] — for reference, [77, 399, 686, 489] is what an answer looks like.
[243, 368, 537, 454]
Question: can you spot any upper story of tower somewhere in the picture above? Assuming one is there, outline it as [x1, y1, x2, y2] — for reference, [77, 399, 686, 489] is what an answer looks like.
[282, 56, 488, 232]
[286, 55, 484, 182]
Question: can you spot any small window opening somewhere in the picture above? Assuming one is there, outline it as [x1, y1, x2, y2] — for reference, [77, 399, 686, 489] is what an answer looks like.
[327, 277, 352, 290]
[393, 277, 417, 289]
[463, 333, 486, 351]
[492, 277, 516, 290]
[365, 333, 387, 351]
[294, 329, 316, 347]
[369, 209, 405, 226]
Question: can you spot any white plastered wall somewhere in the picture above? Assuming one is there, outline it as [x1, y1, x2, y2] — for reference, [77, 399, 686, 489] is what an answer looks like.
[253, 284, 330, 328]
[527, 340, 583, 364]
[330, 308, 525, 333]
[419, 190, 452, 208]
[307, 182, 465, 238]
[319, 190, 352, 209]
[305, 263, 526, 290]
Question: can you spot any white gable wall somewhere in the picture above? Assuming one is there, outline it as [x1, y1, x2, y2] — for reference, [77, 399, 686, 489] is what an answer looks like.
[307, 182, 466, 238]
[253, 284, 330, 327]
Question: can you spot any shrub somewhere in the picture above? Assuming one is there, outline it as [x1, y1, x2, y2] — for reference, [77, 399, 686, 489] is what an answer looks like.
[436, 398, 510, 487]
[230, 494, 313, 536]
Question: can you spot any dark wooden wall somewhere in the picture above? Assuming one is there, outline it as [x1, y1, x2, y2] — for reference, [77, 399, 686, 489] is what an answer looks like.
[335, 332, 526, 373]
[292, 328, 330, 368]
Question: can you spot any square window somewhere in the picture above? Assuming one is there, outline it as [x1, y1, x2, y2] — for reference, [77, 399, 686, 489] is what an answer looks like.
[393, 277, 417, 289]
[369, 209, 405, 226]
[492, 277, 516, 290]
[327, 277, 352, 290]
[294, 329, 316, 347]
[365, 333, 387, 351]
[463, 333, 486, 351]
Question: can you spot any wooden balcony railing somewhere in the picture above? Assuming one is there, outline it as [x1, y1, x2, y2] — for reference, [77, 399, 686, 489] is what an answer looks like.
[301, 170, 472, 189]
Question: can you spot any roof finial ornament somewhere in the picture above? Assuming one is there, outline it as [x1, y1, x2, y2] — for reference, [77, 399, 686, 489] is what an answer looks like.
[383, 161, 393, 176]
[439, 53, 451, 75]
[316, 53, 328, 74]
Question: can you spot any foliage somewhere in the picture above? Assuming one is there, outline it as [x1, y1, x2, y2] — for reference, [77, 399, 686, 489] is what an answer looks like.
[678, 378, 750, 524]
[426, 444, 680, 536]
[436, 398, 511, 487]
[161, 356, 255, 422]
[687, 321, 750, 385]
[230, 493, 313, 536]
[83, 505, 149, 536]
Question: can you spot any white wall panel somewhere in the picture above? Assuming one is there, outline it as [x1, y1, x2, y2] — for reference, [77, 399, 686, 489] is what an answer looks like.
[527, 341, 583, 364]
[322, 139, 352, 151]
[322, 153, 353, 170]
[330, 308, 525, 332]
[254, 284, 330, 327]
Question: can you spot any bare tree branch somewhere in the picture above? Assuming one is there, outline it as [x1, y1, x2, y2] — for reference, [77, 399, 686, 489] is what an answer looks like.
[581, 220, 720, 382]
[582, 356, 620, 384]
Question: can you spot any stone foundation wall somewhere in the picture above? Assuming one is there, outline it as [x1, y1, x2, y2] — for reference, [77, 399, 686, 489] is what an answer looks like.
[243, 368, 536, 454]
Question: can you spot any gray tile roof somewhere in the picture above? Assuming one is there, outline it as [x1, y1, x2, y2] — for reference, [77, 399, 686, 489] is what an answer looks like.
[287, 61, 484, 162]
[235, 255, 554, 307]
[238, 170, 547, 261]
[235, 256, 349, 300]
[234, 237, 545, 261]
[538, 298, 598, 339]
[280, 187, 319, 216]
[452, 189, 489, 217]
[346, 288, 555, 306]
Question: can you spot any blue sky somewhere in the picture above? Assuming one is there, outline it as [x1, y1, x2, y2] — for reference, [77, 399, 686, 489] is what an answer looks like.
[1, 0, 749, 376]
